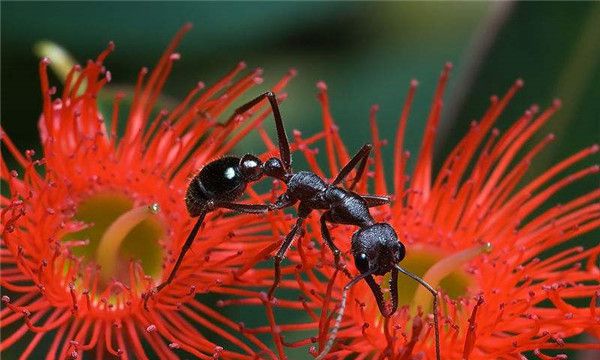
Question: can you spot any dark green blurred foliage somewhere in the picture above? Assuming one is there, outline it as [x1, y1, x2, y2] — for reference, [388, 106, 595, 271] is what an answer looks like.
[2, 1, 490, 163]
[1, 2, 598, 358]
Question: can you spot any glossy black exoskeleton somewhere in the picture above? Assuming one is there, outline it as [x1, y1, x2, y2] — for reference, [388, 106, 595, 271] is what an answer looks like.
[252, 93, 440, 360]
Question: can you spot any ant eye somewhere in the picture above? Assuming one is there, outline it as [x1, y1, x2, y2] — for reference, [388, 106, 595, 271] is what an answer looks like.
[355, 253, 369, 273]
[397, 242, 406, 261]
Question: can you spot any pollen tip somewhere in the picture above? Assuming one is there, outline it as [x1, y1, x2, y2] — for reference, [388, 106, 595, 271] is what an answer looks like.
[149, 203, 160, 214]
[481, 242, 492, 253]
[258, 291, 269, 301]
[197, 81, 205, 89]
[107, 41, 115, 51]
[288, 68, 298, 76]
[590, 144, 599, 153]
[444, 62, 453, 70]
[183, 22, 193, 31]
[547, 133, 556, 141]
[371, 104, 380, 112]
[169, 53, 181, 61]
[146, 324, 157, 333]
[515, 78, 524, 88]
[253, 76, 264, 85]
[1, 295, 10, 303]
[41, 57, 51, 65]
[410, 79, 419, 87]
[552, 98, 562, 108]
[237, 61, 247, 69]
[316, 81, 327, 91]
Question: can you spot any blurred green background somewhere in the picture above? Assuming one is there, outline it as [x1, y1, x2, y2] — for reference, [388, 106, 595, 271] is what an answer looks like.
[1, 1, 599, 359]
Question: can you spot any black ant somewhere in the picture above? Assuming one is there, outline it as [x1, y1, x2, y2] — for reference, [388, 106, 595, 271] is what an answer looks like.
[145, 91, 440, 360]
[237, 93, 440, 359]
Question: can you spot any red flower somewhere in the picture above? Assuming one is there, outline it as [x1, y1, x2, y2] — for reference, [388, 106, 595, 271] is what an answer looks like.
[0, 24, 296, 359]
[239, 66, 600, 359]
[2, 23, 599, 360]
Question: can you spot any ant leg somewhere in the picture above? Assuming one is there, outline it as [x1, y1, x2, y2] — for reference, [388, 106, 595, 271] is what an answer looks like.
[268, 217, 304, 299]
[320, 212, 352, 278]
[264, 92, 291, 173]
[224, 92, 291, 172]
[361, 195, 391, 208]
[395, 265, 440, 360]
[314, 270, 374, 360]
[268, 205, 311, 299]
[331, 144, 372, 191]
[223, 92, 272, 125]
[215, 202, 269, 214]
[145, 211, 206, 310]
[146, 202, 267, 309]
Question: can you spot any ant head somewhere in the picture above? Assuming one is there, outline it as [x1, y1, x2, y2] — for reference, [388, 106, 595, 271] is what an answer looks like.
[239, 154, 264, 182]
[351, 223, 405, 276]
[262, 157, 287, 180]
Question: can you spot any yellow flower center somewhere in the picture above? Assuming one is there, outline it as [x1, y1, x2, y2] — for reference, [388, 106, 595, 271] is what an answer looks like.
[62, 192, 164, 289]
[391, 243, 492, 315]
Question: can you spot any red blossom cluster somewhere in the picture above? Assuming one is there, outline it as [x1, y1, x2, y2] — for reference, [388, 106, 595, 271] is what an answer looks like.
[1, 25, 599, 360]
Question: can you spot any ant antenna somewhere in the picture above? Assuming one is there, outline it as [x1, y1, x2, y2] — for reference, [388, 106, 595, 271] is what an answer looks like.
[395, 264, 440, 360]
[315, 271, 372, 360]
[315, 266, 440, 360]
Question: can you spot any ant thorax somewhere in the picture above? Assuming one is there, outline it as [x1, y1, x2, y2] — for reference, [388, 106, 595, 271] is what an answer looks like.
[285, 171, 328, 200]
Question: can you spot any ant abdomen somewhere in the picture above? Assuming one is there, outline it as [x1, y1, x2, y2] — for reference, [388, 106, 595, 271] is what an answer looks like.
[185, 156, 247, 217]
